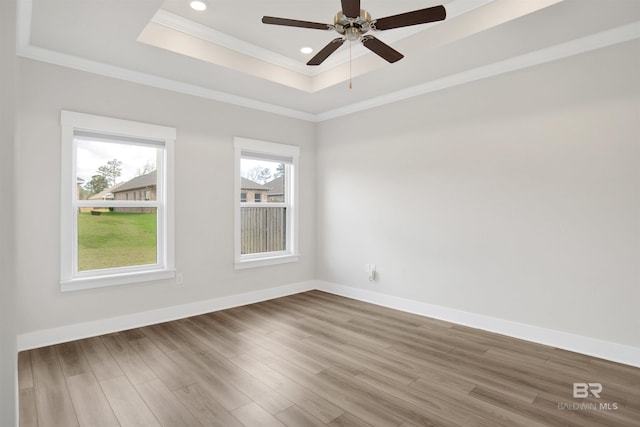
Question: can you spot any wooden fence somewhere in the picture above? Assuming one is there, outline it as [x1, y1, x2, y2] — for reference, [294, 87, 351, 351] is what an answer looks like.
[241, 207, 286, 254]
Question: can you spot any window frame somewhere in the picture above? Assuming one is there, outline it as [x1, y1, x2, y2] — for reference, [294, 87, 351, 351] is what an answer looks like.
[234, 137, 300, 269]
[60, 110, 176, 291]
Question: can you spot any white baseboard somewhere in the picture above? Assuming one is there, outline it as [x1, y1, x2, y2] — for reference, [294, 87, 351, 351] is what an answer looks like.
[16, 280, 316, 351]
[315, 281, 640, 368]
[17, 279, 640, 368]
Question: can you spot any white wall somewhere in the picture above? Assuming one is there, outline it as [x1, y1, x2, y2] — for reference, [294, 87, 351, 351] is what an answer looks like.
[316, 40, 640, 348]
[1, 0, 18, 424]
[15, 59, 316, 337]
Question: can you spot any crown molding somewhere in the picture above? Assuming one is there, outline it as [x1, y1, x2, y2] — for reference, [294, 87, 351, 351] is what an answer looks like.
[15, 0, 640, 123]
[18, 43, 317, 122]
[151, 10, 317, 77]
[146, 10, 420, 78]
[15, 0, 315, 121]
[316, 21, 640, 122]
[148, 0, 493, 77]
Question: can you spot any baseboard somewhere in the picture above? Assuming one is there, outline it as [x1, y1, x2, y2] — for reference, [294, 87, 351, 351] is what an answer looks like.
[316, 281, 640, 368]
[16, 280, 316, 351]
[16, 279, 640, 368]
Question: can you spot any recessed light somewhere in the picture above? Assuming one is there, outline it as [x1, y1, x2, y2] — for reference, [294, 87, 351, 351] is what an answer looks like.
[190, 0, 207, 11]
[300, 47, 313, 54]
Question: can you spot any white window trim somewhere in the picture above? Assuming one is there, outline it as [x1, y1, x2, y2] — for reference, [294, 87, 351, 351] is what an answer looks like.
[234, 137, 300, 269]
[60, 111, 176, 291]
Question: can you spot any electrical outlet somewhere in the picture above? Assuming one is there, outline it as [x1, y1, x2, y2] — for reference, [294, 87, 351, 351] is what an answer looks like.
[365, 264, 377, 282]
[176, 273, 184, 286]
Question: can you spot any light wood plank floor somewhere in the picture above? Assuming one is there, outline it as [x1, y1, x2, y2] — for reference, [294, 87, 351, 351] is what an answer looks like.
[18, 291, 640, 426]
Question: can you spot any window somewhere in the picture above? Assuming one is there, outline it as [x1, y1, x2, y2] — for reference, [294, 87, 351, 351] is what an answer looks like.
[234, 137, 299, 269]
[60, 111, 175, 291]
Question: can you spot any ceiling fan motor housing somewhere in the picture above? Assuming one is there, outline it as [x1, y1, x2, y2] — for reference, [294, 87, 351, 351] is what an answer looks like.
[334, 10, 371, 41]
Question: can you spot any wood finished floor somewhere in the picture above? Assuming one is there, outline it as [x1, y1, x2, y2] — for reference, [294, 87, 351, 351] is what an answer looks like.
[18, 291, 640, 427]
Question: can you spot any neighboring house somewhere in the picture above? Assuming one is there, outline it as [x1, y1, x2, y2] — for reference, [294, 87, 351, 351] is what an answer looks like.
[111, 171, 157, 213]
[88, 182, 123, 201]
[266, 176, 284, 202]
[241, 177, 269, 203]
[78, 183, 123, 213]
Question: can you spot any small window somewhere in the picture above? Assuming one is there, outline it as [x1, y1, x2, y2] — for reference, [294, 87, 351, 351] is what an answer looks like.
[60, 111, 176, 291]
[234, 137, 299, 269]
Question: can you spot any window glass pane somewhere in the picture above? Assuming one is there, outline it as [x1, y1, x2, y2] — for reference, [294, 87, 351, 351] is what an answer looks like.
[78, 207, 158, 271]
[76, 138, 159, 200]
[240, 158, 285, 203]
[76, 137, 160, 272]
[240, 157, 287, 255]
[241, 207, 286, 255]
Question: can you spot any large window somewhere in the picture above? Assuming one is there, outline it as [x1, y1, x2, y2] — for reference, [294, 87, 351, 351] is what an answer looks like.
[60, 111, 175, 291]
[234, 137, 299, 269]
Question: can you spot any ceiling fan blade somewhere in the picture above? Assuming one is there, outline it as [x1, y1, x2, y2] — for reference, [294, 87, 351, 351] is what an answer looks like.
[373, 5, 446, 31]
[361, 36, 404, 63]
[307, 38, 345, 66]
[262, 16, 332, 30]
[341, 0, 361, 18]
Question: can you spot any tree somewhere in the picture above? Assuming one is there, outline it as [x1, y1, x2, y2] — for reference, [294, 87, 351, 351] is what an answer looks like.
[78, 186, 91, 201]
[136, 159, 156, 177]
[275, 163, 285, 178]
[245, 166, 272, 184]
[84, 174, 110, 195]
[98, 159, 122, 187]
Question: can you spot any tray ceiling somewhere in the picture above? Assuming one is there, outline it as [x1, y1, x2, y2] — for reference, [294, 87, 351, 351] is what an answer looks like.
[18, 0, 640, 121]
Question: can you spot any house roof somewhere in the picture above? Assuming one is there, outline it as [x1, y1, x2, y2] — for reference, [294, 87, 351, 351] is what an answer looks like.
[88, 182, 123, 200]
[266, 176, 283, 196]
[241, 177, 268, 191]
[112, 171, 157, 193]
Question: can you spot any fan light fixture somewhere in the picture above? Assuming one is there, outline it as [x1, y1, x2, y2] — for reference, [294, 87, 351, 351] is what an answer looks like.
[190, 1, 207, 11]
[300, 47, 313, 54]
[262, 0, 446, 66]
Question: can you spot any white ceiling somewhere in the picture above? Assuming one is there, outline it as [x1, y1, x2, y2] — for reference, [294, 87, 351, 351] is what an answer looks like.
[18, 0, 640, 121]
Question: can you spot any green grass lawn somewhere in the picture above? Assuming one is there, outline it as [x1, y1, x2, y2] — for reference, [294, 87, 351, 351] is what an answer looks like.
[78, 211, 157, 271]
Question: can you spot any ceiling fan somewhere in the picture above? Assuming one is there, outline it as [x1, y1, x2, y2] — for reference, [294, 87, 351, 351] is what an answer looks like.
[262, 0, 446, 66]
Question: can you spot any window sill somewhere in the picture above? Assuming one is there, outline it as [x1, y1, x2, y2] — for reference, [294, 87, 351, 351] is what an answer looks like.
[60, 268, 176, 292]
[234, 254, 300, 270]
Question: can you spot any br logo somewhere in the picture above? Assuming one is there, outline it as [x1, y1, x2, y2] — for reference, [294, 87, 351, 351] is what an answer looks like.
[573, 383, 602, 398]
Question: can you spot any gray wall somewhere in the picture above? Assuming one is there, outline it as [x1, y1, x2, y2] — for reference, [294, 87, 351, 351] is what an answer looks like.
[316, 40, 640, 348]
[1, 1, 18, 425]
[15, 59, 316, 336]
[6, 16, 639, 425]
